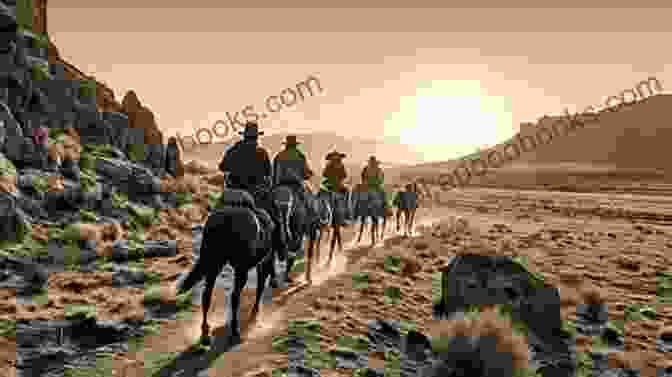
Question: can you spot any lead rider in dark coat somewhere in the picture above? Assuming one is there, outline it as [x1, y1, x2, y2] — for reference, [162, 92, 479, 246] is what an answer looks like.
[219, 122, 273, 196]
[218, 122, 284, 287]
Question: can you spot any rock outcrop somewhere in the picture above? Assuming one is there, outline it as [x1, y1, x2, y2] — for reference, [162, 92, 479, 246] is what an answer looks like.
[30, 0, 165, 151]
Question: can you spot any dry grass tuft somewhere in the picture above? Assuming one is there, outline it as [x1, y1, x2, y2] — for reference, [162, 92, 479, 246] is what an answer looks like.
[431, 307, 530, 372]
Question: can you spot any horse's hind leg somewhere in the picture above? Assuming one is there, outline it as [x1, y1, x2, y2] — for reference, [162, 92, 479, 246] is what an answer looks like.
[334, 224, 343, 252]
[253, 253, 272, 315]
[328, 224, 339, 263]
[199, 270, 218, 346]
[230, 268, 248, 341]
[306, 238, 315, 285]
[370, 220, 377, 246]
[315, 226, 323, 265]
[357, 221, 365, 244]
[396, 209, 402, 232]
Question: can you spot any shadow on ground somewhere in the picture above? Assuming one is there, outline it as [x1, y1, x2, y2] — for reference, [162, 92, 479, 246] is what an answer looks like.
[149, 321, 242, 377]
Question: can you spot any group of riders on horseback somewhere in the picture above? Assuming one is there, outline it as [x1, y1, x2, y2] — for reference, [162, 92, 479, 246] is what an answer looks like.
[177, 121, 420, 345]
[216, 122, 407, 279]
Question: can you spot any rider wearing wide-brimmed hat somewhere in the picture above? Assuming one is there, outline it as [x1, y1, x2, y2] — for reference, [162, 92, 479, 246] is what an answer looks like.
[361, 155, 390, 212]
[219, 122, 272, 195]
[321, 150, 355, 229]
[273, 134, 314, 197]
[361, 155, 384, 191]
[321, 151, 349, 193]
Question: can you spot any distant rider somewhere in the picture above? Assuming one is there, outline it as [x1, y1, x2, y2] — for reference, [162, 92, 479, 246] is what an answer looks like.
[321, 151, 354, 221]
[272, 135, 315, 211]
[361, 155, 388, 213]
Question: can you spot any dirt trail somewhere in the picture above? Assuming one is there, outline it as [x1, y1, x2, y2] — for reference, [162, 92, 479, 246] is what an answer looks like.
[242, 214, 446, 344]
[115, 207, 456, 376]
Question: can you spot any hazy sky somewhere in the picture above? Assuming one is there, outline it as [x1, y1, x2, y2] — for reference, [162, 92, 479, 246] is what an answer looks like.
[48, 3, 672, 162]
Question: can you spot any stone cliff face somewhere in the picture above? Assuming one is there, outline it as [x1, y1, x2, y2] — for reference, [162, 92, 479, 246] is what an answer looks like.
[32, 0, 163, 144]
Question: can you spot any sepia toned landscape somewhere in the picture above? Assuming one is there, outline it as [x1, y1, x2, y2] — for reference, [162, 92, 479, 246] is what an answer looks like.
[0, 2, 671, 377]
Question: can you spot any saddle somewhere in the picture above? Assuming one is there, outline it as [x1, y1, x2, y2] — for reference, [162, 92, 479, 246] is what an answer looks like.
[218, 188, 275, 247]
[397, 191, 418, 210]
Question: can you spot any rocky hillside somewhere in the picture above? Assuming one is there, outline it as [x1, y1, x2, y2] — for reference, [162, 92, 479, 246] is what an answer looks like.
[23, 0, 164, 145]
[0, 2, 231, 375]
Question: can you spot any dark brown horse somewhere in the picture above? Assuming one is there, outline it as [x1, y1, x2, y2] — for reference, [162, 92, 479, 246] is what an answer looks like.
[315, 190, 351, 264]
[395, 182, 419, 237]
[175, 202, 280, 345]
[271, 185, 332, 285]
[352, 183, 386, 245]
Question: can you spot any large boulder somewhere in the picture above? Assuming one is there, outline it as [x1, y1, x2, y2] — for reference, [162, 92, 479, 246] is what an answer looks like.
[121, 90, 164, 158]
[436, 254, 575, 377]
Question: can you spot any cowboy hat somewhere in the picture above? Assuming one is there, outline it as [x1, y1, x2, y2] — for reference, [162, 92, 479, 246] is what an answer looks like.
[238, 122, 264, 137]
[282, 135, 301, 145]
[326, 151, 346, 160]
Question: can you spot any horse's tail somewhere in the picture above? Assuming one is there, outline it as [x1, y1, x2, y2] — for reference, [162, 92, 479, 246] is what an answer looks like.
[176, 250, 208, 295]
[176, 208, 235, 294]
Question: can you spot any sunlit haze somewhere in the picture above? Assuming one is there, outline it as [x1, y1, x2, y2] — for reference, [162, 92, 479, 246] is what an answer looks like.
[48, 5, 672, 163]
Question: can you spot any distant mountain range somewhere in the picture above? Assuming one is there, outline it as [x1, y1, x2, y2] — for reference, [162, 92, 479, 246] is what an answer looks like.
[393, 93, 672, 187]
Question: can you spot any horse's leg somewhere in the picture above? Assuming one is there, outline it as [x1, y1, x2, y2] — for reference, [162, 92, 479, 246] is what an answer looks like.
[370, 219, 377, 246]
[230, 267, 248, 341]
[253, 252, 272, 315]
[269, 222, 283, 288]
[328, 224, 337, 263]
[199, 271, 218, 346]
[357, 221, 365, 243]
[305, 236, 315, 285]
[269, 250, 279, 288]
[409, 209, 417, 236]
[285, 251, 296, 284]
[335, 224, 343, 252]
[396, 209, 402, 233]
[316, 227, 323, 263]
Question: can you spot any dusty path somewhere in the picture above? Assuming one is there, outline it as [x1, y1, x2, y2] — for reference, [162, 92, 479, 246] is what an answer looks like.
[115, 206, 457, 376]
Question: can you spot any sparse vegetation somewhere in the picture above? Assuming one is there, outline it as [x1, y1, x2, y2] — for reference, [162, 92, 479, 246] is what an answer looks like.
[111, 190, 129, 209]
[0, 319, 15, 338]
[383, 286, 401, 304]
[79, 208, 98, 223]
[623, 302, 656, 321]
[14, 0, 33, 30]
[383, 255, 401, 273]
[352, 271, 369, 289]
[64, 304, 96, 321]
[82, 143, 116, 159]
[656, 271, 672, 304]
[30, 62, 49, 81]
[0, 153, 17, 177]
[207, 191, 223, 209]
[78, 79, 96, 99]
[79, 161, 98, 193]
[175, 191, 193, 207]
[127, 143, 144, 162]
[432, 272, 442, 304]
[30, 175, 48, 193]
